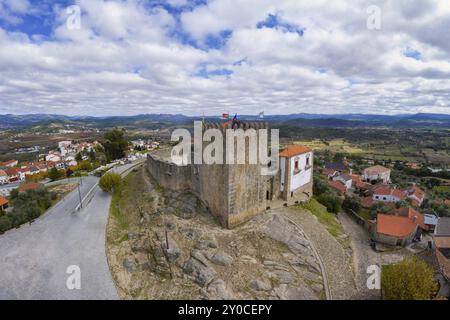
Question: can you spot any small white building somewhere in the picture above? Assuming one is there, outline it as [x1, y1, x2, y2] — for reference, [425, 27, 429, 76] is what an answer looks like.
[363, 165, 391, 184]
[332, 174, 353, 190]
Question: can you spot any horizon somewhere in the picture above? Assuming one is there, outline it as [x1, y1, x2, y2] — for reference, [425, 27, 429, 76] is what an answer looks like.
[1, 111, 450, 118]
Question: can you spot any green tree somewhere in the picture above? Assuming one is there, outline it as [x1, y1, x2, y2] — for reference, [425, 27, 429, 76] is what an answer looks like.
[48, 167, 64, 181]
[382, 257, 437, 300]
[343, 195, 361, 214]
[0, 215, 12, 233]
[317, 193, 342, 214]
[103, 128, 128, 162]
[369, 202, 390, 219]
[313, 176, 330, 196]
[99, 173, 122, 193]
[75, 152, 83, 162]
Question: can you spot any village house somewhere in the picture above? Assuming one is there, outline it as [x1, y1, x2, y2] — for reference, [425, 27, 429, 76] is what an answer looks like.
[321, 168, 339, 179]
[328, 180, 348, 194]
[433, 217, 450, 282]
[0, 159, 18, 168]
[372, 185, 406, 203]
[405, 184, 426, 207]
[0, 195, 8, 211]
[362, 165, 391, 184]
[332, 173, 353, 189]
[371, 213, 419, 247]
[5, 167, 20, 182]
[0, 169, 8, 184]
[19, 182, 43, 193]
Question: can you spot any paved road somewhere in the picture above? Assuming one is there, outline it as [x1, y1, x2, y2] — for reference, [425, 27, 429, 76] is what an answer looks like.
[0, 163, 139, 299]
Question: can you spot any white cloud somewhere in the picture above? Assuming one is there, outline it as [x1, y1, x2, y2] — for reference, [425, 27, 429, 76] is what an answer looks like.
[0, 0, 449, 116]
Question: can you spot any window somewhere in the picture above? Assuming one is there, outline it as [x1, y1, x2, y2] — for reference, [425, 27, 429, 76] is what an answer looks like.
[306, 157, 310, 166]
[293, 157, 300, 174]
[383, 197, 386, 201]
[375, 196, 379, 199]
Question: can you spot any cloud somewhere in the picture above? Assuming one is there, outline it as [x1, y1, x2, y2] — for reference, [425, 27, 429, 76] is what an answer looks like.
[0, 0, 449, 116]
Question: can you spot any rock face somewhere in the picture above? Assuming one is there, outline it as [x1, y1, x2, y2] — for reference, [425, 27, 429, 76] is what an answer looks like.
[209, 251, 234, 267]
[183, 256, 216, 287]
[249, 279, 272, 291]
[108, 170, 327, 300]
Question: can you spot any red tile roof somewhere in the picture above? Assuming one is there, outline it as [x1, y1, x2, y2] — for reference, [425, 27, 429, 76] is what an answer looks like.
[0, 196, 8, 207]
[361, 196, 374, 208]
[329, 180, 347, 193]
[395, 207, 428, 231]
[364, 165, 390, 175]
[376, 214, 417, 238]
[4, 167, 19, 177]
[19, 182, 42, 192]
[279, 145, 313, 158]
[372, 186, 406, 200]
[409, 185, 426, 200]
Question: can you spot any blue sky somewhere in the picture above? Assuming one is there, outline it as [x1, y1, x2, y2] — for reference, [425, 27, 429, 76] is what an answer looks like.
[0, 0, 449, 116]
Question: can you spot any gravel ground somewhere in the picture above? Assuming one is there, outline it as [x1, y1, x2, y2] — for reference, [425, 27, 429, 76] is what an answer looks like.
[281, 207, 357, 300]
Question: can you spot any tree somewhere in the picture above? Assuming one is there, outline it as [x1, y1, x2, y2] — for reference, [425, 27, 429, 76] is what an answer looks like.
[0, 215, 12, 234]
[313, 177, 330, 196]
[369, 202, 390, 219]
[75, 152, 83, 162]
[99, 173, 122, 193]
[48, 167, 64, 181]
[77, 160, 93, 171]
[103, 128, 128, 162]
[382, 257, 437, 300]
[317, 193, 342, 214]
[343, 195, 361, 214]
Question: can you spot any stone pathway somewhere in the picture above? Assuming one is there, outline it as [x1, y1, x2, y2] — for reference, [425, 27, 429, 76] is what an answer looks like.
[279, 207, 357, 300]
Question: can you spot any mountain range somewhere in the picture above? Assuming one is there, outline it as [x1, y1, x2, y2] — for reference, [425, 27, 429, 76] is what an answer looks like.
[0, 113, 449, 129]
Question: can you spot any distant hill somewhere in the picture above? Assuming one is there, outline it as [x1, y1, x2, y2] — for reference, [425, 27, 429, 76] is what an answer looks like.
[0, 112, 449, 129]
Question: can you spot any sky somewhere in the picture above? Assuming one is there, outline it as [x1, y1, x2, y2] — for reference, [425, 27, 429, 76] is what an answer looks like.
[0, 0, 449, 116]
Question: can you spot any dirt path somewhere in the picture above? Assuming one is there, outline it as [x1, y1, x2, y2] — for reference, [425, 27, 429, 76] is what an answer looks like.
[281, 208, 357, 300]
[337, 212, 381, 299]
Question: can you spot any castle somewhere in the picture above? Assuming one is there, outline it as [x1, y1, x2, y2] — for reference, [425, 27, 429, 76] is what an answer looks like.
[146, 121, 313, 228]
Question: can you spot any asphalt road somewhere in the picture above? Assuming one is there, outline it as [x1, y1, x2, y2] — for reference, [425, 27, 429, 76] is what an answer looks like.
[0, 163, 139, 299]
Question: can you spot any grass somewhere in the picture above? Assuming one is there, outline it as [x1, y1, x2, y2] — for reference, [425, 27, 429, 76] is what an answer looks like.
[434, 185, 450, 193]
[300, 198, 345, 239]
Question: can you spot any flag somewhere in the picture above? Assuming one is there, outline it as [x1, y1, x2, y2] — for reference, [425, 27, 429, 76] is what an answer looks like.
[258, 111, 264, 119]
[233, 113, 237, 121]
[222, 113, 229, 119]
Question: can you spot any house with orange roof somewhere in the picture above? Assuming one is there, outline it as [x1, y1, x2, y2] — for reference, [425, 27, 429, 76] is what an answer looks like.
[19, 182, 43, 193]
[0, 169, 8, 185]
[394, 207, 428, 232]
[5, 167, 20, 182]
[371, 213, 419, 246]
[372, 185, 406, 203]
[0, 159, 18, 168]
[0, 195, 8, 210]
[279, 144, 313, 202]
[405, 184, 426, 207]
[328, 180, 347, 194]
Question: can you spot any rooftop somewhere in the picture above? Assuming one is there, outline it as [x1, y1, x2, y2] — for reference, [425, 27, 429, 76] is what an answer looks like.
[376, 214, 417, 238]
[279, 145, 312, 158]
[0, 196, 8, 207]
[435, 217, 450, 237]
[364, 165, 390, 175]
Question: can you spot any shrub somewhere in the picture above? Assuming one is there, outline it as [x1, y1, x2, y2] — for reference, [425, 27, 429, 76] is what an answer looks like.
[99, 172, 122, 193]
[382, 257, 437, 300]
[317, 193, 342, 214]
[0, 215, 12, 233]
[343, 195, 361, 214]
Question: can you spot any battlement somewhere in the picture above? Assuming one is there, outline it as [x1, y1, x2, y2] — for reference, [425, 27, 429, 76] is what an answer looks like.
[202, 121, 269, 131]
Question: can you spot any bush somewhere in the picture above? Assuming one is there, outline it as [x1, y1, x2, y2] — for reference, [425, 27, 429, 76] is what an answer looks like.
[382, 257, 437, 300]
[99, 173, 122, 193]
[313, 176, 330, 196]
[317, 193, 342, 214]
[343, 195, 361, 214]
[0, 215, 12, 233]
